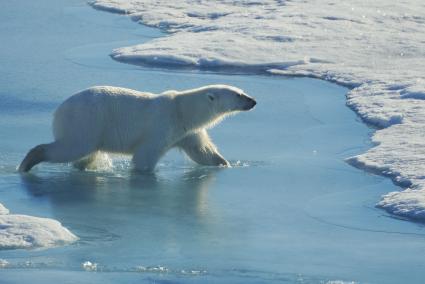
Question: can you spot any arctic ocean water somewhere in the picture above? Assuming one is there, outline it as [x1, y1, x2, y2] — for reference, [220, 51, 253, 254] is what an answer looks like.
[1, 0, 425, 283]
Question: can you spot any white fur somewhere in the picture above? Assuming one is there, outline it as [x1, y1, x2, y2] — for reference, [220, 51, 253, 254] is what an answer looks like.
[19, 84, 256, 172]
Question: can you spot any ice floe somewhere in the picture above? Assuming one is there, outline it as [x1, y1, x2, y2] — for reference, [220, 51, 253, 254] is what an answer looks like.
[0, 202, 78, 250]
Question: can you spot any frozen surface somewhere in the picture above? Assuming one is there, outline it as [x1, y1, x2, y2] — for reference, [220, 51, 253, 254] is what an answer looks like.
[0, 205, 78, 250]
[2, 0, 425, 283]
[91, 0, 425, 220]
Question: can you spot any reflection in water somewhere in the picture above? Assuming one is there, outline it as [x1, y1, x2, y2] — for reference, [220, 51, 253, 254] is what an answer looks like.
[19, 166, 221, 251]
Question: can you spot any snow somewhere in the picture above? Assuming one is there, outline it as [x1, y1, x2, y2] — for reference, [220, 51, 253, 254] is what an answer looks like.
[90, 0, 425, 220]
[378, 189, 425, 219]
[0, 202, 78, 250]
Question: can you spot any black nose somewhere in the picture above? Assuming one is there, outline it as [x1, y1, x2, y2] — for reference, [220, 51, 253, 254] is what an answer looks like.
[249, 98, 256, 108]
[244, 98, 256, 110]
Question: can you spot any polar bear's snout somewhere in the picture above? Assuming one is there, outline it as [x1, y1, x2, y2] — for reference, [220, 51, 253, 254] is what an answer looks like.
[243, 97, 257, 110]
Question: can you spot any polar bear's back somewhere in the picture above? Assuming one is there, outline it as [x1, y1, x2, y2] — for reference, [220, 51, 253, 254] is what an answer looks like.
[58, 86, 154, 108]
[52, 86, 157, 152]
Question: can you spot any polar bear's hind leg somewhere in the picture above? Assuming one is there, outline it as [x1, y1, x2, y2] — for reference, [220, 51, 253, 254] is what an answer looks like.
[18, 144, 48, 172]
[19, 140, 97, 172]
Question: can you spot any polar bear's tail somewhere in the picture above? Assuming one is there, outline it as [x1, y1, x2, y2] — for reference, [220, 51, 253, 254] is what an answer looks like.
[18, 144, 48, 172]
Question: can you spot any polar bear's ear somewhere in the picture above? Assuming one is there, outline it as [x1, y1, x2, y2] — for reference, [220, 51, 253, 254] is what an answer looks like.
[207, 93, 215, 101]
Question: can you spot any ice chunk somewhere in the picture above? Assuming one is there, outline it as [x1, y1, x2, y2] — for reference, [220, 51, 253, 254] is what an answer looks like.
[0, 202, 78, 250]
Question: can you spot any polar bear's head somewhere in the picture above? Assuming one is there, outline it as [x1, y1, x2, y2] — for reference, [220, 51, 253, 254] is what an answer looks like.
[175, 84, 256, 132]
[203, 85, 256, 113]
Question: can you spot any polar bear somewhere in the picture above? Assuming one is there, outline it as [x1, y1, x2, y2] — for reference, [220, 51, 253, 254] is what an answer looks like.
[18, 85, 256, 172]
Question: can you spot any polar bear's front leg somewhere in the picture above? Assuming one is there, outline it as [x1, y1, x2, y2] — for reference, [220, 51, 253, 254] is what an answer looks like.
[132, 139, 168, 172]
[176, 129, 229, 167]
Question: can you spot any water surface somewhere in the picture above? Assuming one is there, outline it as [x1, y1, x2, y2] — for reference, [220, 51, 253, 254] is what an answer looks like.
[1, 1, 425, 283]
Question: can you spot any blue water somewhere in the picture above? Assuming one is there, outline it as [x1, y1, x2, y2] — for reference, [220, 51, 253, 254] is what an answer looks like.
[1, 1, 425, 283]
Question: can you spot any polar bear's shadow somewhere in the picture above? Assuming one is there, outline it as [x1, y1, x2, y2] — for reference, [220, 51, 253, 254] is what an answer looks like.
[19, 166, 221, 226]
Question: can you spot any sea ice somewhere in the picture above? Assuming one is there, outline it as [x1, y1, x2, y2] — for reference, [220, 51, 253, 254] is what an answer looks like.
[90, 0, 425, 220]
[0, 202, 78, 250]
